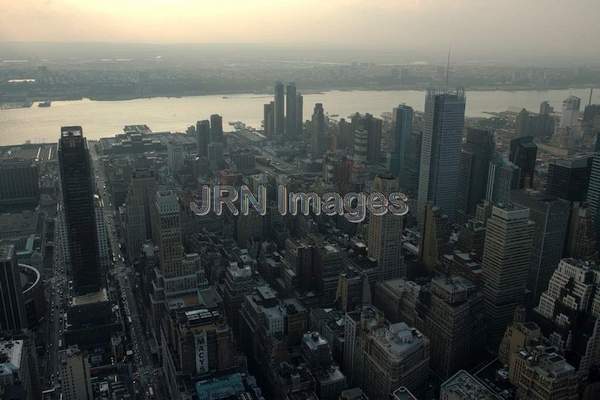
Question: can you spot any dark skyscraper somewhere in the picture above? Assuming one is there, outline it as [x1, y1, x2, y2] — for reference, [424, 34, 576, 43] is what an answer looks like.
[456, 128, 495, 222]
[0, 159, 40, 209]
[509, 136, 537, 189]
[311, 103, 327, 157]
[389, 105, 413, 185]
[263, 102, 274, 137]
[58, 126, 102, 296]
[285, 82, 297, 138]
[417, 89, 466, 224]
[296, 93, 304, 136]
[0, 244, 26, 332]
[274, 81, 285, 137]
[545, 156, 592, 202]
[209, 114, 223, 143]
[196, 119, 210, 157]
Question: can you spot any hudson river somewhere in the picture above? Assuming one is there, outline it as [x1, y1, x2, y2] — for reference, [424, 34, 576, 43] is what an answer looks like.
[1, 88, 599, 145]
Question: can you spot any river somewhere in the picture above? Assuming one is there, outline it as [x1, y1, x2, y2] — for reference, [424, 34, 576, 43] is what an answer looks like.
[1, 88, 599, 145]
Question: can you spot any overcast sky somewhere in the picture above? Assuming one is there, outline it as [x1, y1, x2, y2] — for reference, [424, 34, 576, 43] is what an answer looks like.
[1, 0, 599, 63]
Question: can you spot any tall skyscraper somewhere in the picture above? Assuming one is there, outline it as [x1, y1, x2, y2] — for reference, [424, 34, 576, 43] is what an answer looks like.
[296, 93, 304, 136]
[125, 167, 157, 261]
[58, 126, 102, 296]
[545, 156, 592, 202]
[311, 103, 327, 157]
[419, 203, 450, 272]
[511, 190, 570, 304]
[456, 128, 495, 222]
[560, 95, 581, 129]
[417, 89, 466, 224]
[209, 114, 223, 143]
[196, 120, 210, 157]
[389, 105, 414, 186]
[485, 154, 520, 206]
[274, 81, 285, 137]
[481, 205, 534, 347]
[586, 149, 600, 252]
[0, 244, 26, 332]
[285, 82, 297, 138]
[368, 175, 405, 280]
[263, 102, 274, 137]
[150, 190, 184, 278]
[0, 159, 40, 209]
[351, 113, 382, 163]
[509, 136, 537, 189]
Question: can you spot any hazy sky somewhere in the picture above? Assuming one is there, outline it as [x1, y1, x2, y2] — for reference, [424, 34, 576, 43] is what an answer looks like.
[1, 0, 599, 62]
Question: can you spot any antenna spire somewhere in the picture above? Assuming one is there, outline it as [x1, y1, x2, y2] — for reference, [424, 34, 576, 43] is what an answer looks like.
[445, 47, 451, 89]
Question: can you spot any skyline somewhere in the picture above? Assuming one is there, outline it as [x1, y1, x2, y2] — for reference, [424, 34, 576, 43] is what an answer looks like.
[2, 0, 600, 64]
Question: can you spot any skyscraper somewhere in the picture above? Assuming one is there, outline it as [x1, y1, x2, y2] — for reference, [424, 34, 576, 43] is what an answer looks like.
[586, 149, 600, 252]
[481, 205, 534, 347]
[511, 190, 570, 304]
[560, 95, 581, 129]
[296, 93, 304, 136]
[509, 136, 537, 189]
[456, 128, 495, 222]
[263, 102, 274, 137]
[196, 119, 210, 157]
[311, 103, 327, 157]
[0, 159, 40, 209]
[545, 156, 592, 202]
[0, 244, 26, 332]
[58, 126, 102, 296]
[125, 167, 157, 261]
[417, 89, 466, 224]
[209, 114, 223, 143]
[368, 175, 405, 280]
[150, 190, 184, 278]
[274, 81, 285, 137]
[485, 154, 520, 206]
[285, 82, 297, 138]
[389, 105, 413, 187]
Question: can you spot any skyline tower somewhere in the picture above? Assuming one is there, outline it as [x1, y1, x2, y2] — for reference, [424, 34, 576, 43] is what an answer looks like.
[417, 88, 466, 225]
[285, 82, 297, 138]
[274, 81, 285, 137]
[311, 103, 327, 157]
[209, 114, 223, 143]
[196, 119, 210, 157]
[125, 166, 157, 262]
[509, 136, 537, 189]
[389, 105, 413, 187]
[58, 126, 102, 296]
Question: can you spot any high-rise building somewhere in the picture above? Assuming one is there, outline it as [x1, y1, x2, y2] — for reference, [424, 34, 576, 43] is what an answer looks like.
[125, 167, 157, 261]
[546, 156, 592, 202]
[456, 128, 495, 222]
[389, 105, 413, 184]
[586, 150, 600, 252]
[485, 154, 520, 206]
[481, 205, 534, 347]
[196, 120, 210, 157]
[565, 202, 597, 259]
[209, 114, 223, 143]
[511, 190, 570, 304]
[351, 113, 382, 164]
[263, 102, 274, 137]
[311, 103, 327, 157]
[367, 175, 405, 280]
[0, 245, 26, 332]
[0, 159, 39, 209]
[285, 82, 297, 138]
[58, 126, 102, 296]
[560, 96, 581, 130]
[440, 370, 497, 400]
[419, 203, 450, 272]
[417, 89, 466, 224]
[509, 136, 537, 189]
[150, 191, 184, 278]
[534, 258, 600, 381]
[0, 339, 35, 400]
[296, 93, 304, 136]
[274, 81, 285, 137]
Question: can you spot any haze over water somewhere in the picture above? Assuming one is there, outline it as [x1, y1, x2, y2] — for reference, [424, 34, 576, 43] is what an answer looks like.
[1, 88, 599, 145]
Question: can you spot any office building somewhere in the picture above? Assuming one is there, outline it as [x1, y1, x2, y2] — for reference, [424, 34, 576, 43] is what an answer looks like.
[296, 93, 304, 136]
[486, 154, 520, 206]
[509, 136, 537, 189]
[209, 114, 223, 143]
[311, 103, 327, 157]
[419, 203, 450, 272]
[545, 156, 592, 202]
[125, 167, 157, 261]
[587, 150, 600, 251]
[274, 81, 285, 137]
[565, 202, 597, 259]
[196, 119, 210, 157]
[285, 82, 297, 138]
[440, 370, 497, 400]
[0, 245, 26, 332]
[417, 89, 466, 224]
[560, 96, 581, 130]
[150, 191, 184, 278]
[263, 102, 274, 137]
[58, 126, 102, 296]
[456, 128, 495, 222]
[481, 205, 534, 347]
[511, 190, 570, 304]
[368, 175, 405, 280]
[0, 160, 39, 209]
[389, 105, 413, 185]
